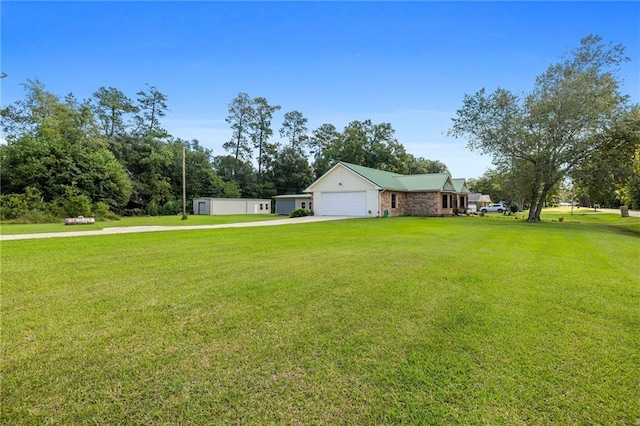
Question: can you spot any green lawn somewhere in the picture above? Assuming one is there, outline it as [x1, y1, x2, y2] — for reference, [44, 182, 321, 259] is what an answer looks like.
[2, 215, 639, 424]
[0, 214, 283, 235]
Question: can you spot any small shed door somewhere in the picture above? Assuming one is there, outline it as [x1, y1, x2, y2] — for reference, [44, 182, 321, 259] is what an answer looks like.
[198, 201, 206, 215]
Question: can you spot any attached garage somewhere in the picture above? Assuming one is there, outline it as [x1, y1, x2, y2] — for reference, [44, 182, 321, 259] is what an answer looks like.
[321, 192, 367, 216]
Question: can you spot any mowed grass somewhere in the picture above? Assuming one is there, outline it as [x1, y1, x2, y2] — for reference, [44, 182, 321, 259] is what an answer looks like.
[2, 216, 639, 424]
[0, 214, 283, 235]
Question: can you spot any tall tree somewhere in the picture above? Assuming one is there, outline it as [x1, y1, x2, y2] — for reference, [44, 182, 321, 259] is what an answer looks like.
[280, 110, 308, 153]
[224, 92, 255, 165]
[250, 97, 281, 175]
[134, 84, 168, 137]
[449, 35, 634, 221]
[92, 87, 138, 139]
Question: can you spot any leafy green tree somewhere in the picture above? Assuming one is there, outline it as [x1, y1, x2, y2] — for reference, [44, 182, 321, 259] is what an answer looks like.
[310, 123, 342, 178]
[212, 155, 256, 197]
[571, 107, 640, 208]
[0, 84, 132, 212]
[269, 146, 314, 194]
[449, 35, 635, 221]
[404, 154, 449, 174]
[92, 86, 138, 139]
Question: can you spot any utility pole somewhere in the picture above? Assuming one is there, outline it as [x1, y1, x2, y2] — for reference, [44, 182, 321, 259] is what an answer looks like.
[182, 145, 187, 220]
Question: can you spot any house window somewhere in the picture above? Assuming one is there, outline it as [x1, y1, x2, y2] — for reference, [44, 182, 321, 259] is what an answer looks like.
[309, 201, 313, 210]
[301, 201, 306, 209]
[260, 203, 263, 210]
[442, 194, 448, 209]
[391, 193, 397, 209]
[460, 197, 465, 208]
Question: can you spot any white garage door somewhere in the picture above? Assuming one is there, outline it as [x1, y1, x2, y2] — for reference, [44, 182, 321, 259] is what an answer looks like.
[322, 192, 367, 217]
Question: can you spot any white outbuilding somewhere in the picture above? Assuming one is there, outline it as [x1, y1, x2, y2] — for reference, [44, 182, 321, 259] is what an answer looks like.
[193, 198, 272, 215]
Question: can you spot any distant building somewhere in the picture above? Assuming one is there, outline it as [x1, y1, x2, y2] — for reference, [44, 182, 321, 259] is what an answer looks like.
[468, 193, 491, 212]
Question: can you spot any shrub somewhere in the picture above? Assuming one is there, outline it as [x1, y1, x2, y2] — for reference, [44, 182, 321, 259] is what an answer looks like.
[160, 200, 182, 216]
[0, 188, 48, 220]
[11, 210, 61, 224]
[290, 208, 310, 218]
[92, 202, 119, 221]
[510, 204, 518, 214]
[54, 194, 92, 218]
[146, 201, 160, 216]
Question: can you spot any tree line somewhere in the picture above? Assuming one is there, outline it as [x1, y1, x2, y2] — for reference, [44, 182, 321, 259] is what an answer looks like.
[0, 80, 447, 221]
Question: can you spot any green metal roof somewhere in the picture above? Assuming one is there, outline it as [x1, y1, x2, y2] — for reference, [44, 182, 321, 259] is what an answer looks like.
[339, 162, 407, 190]
[451, 178, 469, 194]
[340, 162, 459, 192]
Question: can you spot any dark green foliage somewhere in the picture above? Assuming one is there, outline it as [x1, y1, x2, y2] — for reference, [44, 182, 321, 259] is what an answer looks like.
[289, 208, 310, 218]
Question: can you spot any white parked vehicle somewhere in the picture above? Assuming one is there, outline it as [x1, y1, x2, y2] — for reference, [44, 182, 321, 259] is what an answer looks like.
[481, 203, 507, 213]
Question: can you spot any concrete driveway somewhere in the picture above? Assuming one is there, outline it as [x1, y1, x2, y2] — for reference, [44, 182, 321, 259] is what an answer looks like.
[0, 216, 352, 241]
[594, 208, 640, 218]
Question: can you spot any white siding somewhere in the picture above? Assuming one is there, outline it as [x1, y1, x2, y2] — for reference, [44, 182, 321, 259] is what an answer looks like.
[193, 198, 271, 215]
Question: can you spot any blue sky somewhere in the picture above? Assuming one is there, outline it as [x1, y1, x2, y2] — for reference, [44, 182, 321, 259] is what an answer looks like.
[2, 1, 639, 179]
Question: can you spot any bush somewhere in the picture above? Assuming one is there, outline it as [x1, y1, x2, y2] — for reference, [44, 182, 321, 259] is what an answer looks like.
[146, 201, 160, 216]
[160, 200, 182, 216]
[11, 210, 61, 224]
[510, 204, 518, 214]
[290, 208, 310, 218]
[92, 202, 119, 221]
[0, 188, 47, 220]
[57, 194, 92, 218]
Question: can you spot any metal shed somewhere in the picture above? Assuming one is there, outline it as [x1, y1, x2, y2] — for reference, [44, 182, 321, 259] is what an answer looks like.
[193, 198, 272, 215]
[273, 194, 313, 215]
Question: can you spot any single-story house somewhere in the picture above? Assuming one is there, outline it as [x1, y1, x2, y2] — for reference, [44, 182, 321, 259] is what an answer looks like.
[193, 198, 271, 215]
[468, 193, 491, 212]
[304, 162, 469, 217]
[273, 194, 313, 215]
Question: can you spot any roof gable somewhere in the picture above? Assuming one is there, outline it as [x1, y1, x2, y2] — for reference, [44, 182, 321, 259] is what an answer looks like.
[307, 161, 467, 193]
[451, 178, 469, 194]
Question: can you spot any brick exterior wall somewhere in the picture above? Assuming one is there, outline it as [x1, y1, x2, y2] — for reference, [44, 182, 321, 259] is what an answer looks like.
[379, 191, 457, 217]
[380, 192, 407, 216]
[406, 192, 441, 216]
